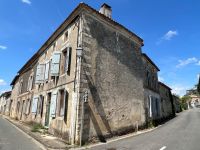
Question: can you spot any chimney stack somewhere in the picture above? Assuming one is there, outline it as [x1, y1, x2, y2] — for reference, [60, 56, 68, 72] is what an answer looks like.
[99, 3, 112, 18]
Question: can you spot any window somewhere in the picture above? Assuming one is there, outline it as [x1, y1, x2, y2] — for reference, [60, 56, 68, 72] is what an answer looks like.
[62, 47, 72, 75]
[44, 62, 50, 81]
[53, 42, 56, 51]
[50, 52, 61, 76]
[35, 64, 45, 84]
[27, 75, 33, 91]
[25, 99, 31, 115]
[57, 89, 68, 121]
[19, 79, 23, 94]
[31, 96, 38, 114]
[64, 31, 68, 42]
[37, 95, 44, 118]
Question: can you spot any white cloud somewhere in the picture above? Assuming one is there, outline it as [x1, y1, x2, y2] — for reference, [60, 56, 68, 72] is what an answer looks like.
[176, 57, 198, 68]
[163, 30, 178, 40]
[170, 84, 189, 96]
[158, 75, 164, 82]
[21, 0, 31, 5]
[0, 79, 6, 86]
[0, 45, 7, 50]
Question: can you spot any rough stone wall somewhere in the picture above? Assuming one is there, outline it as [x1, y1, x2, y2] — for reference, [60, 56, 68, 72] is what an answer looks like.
[159, 84, 173, 118]
[80, 12, 145, 143]
[173, 95, 181, 113]
[10, 78, 20, 119]
[142, 57, 159, 92]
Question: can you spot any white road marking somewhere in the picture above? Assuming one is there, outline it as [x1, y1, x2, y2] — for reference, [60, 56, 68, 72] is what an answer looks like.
[160, 146, 167, 150]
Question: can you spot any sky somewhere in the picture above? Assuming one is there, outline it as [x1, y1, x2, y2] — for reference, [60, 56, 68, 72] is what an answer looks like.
[0, 0, 200, 96]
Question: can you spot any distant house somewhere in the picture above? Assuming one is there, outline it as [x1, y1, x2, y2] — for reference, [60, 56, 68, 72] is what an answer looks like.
[142, 53, 161, 123]
[0, 91, 11, 115]
[159, 82, 175, 118]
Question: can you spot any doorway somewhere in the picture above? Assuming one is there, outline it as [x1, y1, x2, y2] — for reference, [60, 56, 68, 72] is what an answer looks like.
[45, 93, 51, 127]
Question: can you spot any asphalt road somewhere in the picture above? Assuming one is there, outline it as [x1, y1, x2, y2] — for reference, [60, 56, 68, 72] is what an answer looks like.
[0, 116, 42, 150]
[87, 108, 200, 150]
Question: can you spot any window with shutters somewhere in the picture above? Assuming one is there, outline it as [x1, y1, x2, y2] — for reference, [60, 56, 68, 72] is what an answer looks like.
[37, 95, 44, 118]
[62, 47, 72, 75]
[25, 99, 31, 115]
[44, 62, 50, 81]
[19, 79, 23, 95]
[57, 89, 68, 121]
[50, 91, 57, 118]
[31, 97, 38, 113]
[50, 52, 61, 76]
[35, 64, 45, 84]
[27, 75, 33, 91]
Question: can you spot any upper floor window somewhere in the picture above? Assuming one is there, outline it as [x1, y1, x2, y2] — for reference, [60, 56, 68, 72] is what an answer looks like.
[64, 31, 69, 42]
[19, 79, 23, 95]
[61, 47, 72, 75]
[27, 75, 33, 91]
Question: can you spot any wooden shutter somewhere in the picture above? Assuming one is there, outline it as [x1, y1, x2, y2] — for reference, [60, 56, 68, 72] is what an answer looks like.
[31, 97, 38, 113]
[50, 52, 61, 76]
[50, 91, 57, 117]
[26, 100, 31, 114]
[65, 47, 72, 72]
[35, 65, 41, 84]
[45, 62, 50, 80]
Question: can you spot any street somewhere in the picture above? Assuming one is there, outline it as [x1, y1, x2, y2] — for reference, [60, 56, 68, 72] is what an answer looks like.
[86, 109, 200, 150]
[0, 116, 42, 150]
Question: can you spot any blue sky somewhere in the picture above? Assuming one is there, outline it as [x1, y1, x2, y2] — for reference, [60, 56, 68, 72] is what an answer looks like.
[0, 0, 200, 96]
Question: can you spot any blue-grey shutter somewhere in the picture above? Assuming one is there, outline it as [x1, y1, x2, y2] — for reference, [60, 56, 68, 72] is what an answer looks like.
[40, 64, 45, 82]
[50, 52, 61, 76]
[50, 91, 57, 117]
[31, 97, 38, 113]
[45, 62, 50, 80]
[35, 65, 41, 84]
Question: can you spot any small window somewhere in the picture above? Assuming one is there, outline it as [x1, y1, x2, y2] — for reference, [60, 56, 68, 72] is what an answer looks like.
[53, 42, 56, 51]
[64, 31, 68, 42]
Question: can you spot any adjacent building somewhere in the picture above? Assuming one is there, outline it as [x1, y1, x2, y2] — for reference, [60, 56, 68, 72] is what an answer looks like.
[172, 95, 182, 113]
[142, 53, 161, 123]
[0, 91, 11, 115]
[159, 82, 175, 119]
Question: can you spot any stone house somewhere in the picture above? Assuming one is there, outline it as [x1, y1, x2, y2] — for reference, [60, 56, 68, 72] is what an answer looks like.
[0, 91, 11, 115]
[159, 82, 175, 119]
[10, 3, 146, 145]
[142, 53, 161, 123]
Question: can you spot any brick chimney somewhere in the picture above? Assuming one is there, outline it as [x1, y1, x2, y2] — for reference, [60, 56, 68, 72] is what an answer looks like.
[99, 3, 112, 18]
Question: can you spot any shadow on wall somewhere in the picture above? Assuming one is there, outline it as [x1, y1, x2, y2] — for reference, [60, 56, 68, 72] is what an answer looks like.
[82, 60, 112, 143]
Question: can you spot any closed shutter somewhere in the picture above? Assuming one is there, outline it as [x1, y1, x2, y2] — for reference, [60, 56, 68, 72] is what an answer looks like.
[50, 52, 61, 76]
[26, 99, 31, 114]
[35, 64, 45, 83]
[45, 62, 50, 80]
[35, 65, 41, 84]
[50, 91, 57, 117]
[31, 97, 38, 113]
[65, 47, 72, 72]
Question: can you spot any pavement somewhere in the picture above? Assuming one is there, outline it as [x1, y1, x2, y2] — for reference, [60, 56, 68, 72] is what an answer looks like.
[0, 115, 71, 150]
[76, 108, 200, 150]
[0, 115, 44, 150]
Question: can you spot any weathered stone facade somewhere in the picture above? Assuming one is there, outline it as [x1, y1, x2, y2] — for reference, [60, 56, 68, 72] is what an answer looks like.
[142, 53, 161, 123]
[7, 2, 175, 146]
[172, 95, 181, 113]
[0, 91, 11, 115]
[159, 82, 175, 119]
